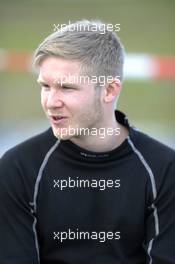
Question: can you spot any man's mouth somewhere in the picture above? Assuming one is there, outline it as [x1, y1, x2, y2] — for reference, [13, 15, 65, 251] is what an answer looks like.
[49, 115, 68, 124]
[52, 116, 64, 121]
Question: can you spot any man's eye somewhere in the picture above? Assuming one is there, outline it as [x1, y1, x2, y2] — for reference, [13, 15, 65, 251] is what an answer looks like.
[62, 86, 74, 90]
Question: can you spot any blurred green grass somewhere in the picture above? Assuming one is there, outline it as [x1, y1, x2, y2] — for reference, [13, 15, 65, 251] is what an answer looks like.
[1, 0, 175, 53]
[0, 0, 175, 127]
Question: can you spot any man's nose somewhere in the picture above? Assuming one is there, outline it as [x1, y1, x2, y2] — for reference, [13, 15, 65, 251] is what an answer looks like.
[46, 90, 64, 108]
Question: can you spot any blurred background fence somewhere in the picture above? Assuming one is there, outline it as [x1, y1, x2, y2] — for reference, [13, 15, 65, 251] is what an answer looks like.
[0, 0, 175, 157]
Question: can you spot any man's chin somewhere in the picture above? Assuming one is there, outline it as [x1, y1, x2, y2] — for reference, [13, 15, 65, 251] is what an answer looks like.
[52, 128, 73, 141]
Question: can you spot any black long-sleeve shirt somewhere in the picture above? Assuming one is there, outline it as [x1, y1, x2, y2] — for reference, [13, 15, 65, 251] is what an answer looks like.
[0, 111, 175, 264]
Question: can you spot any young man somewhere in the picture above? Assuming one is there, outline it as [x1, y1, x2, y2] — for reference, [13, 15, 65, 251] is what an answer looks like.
[0, 20, 175, 264]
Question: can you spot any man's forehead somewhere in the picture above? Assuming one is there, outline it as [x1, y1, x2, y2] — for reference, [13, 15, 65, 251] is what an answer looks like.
[38, 57, 82, 85]
[39, 56, 81, 74]
[37, 71, 85, 86]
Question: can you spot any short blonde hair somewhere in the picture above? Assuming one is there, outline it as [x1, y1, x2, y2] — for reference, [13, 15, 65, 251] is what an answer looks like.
[34, 19, 125, 83]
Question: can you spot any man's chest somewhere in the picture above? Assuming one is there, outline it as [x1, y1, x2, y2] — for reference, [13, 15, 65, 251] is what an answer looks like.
[36, 160, 148, 244]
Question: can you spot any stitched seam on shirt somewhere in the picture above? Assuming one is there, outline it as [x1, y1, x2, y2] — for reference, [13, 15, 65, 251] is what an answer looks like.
[30, 139, 60, 263]
[127, 136, 159, 264]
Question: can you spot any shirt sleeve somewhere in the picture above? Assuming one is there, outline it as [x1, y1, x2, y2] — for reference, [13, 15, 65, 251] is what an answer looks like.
[144, 158, 175, 263]
[0, 152, 39, 264]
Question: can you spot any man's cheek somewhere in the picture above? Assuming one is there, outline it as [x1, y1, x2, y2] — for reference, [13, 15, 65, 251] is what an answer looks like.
[41, 97, 47, 111]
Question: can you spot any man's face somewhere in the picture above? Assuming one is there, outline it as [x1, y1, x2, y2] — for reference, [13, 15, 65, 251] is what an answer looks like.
[38, 56, 104, 140]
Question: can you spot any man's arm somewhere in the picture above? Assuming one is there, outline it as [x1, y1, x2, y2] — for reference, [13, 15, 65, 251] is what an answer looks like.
[144, 159, 175, 263]
[0, 153, 39, 264]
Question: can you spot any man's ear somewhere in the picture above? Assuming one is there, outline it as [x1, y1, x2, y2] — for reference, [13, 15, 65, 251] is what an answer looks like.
[103, 79, 121, 103]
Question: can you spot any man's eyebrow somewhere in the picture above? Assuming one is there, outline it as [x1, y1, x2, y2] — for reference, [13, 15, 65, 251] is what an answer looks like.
[37, 79, 81, 89]
[55, 82, 81, 89]
[37, 79, 48, 85]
